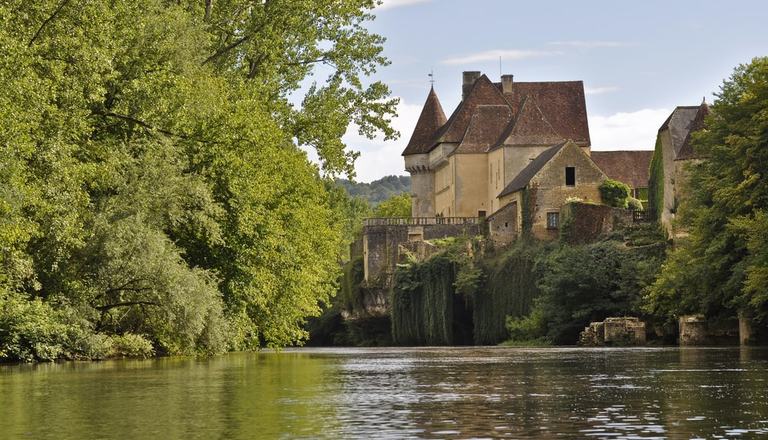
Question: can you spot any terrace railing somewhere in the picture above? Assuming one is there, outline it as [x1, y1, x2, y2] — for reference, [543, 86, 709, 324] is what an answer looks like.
[363, 217, 482, 227]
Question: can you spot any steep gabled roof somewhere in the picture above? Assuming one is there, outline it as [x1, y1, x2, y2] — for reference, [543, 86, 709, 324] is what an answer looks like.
[658, 106, 699, 159]
[429, 74, 509, 147]
[492, 96, 564, 149]
[591, 150, 653, 189]
[676, 103, 709, 161]
[500, 81, 590, 145]
[455, 105, 513, 154]
[498, 141, 568, 197]
[401, 87, 447, 156]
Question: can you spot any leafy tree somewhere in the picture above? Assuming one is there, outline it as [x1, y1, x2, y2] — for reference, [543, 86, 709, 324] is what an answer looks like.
[0, 0, 397, 359]
[336, 175, 411, 205]
[373, 193, 412, 218]
[647, 57, 768, 321]
[508, 241, 663, 344]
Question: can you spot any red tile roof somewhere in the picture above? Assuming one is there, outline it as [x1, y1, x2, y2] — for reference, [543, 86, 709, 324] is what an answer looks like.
[591, 150, 653, 189]
[499, 81, 590, 146]
[492, 96, 564, 149]
[401, 73, 590, 156]
[401, 87, 447, 155]
[456, 105, 513, 153]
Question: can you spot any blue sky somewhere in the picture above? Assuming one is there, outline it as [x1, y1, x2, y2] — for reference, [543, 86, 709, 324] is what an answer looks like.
[343, 0, 768, 181]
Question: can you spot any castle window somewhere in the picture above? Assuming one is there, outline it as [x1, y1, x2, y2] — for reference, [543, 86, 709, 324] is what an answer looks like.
[547, 212, 560, 229]
[478, 210, 486, 218]
[565, 167, 576, 186]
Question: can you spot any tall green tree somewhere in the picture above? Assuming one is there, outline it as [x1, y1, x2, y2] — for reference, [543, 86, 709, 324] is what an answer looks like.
[0, 0, 397, 360]
[647, 57, 768, 321]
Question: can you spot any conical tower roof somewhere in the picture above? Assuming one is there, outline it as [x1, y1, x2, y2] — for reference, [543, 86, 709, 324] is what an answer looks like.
[402, 87, 447, 156]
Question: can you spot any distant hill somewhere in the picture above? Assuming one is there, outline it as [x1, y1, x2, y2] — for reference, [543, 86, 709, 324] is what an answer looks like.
[336, 175, 411, 205]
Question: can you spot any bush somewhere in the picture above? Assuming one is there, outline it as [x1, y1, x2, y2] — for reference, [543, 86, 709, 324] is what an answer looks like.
[600, 179, 631, 208]
[110, 334, 155, 358]
[627, 197, 644, 211]
[0, 291, 72, 362]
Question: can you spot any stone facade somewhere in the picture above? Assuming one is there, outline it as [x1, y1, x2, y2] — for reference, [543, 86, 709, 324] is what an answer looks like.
[498, 141, 608, 241]
[487, 201, 518, 246]
[559, 202, 633, 245]
[359, 218, 485, 284]
[652, 103, 709, 237]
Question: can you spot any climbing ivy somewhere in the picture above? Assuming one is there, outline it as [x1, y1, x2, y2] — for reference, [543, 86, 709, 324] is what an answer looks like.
[648, 136, 665, 222]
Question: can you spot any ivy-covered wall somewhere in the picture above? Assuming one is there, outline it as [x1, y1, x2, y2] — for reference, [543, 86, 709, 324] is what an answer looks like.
[472, 243, 542, 344]
[391, 254, 457, 345]
[648, 135, 665, 222]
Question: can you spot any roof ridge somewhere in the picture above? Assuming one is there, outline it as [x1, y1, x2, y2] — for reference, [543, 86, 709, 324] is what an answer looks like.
[498, 140, 570, 197]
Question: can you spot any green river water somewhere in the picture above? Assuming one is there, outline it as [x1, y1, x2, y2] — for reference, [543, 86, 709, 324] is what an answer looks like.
[2, 347, 768, 439]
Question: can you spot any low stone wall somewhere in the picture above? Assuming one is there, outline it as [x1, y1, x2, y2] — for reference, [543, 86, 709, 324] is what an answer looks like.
[579, 317, 646, 346]
[560, 202, 633, 245]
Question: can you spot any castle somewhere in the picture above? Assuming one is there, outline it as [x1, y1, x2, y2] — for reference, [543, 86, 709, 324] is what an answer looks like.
[351, 70, 710, 328]
[402, 71, 650, 241]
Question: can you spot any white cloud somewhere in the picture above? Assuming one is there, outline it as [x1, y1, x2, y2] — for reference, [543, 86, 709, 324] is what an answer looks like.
[589, 108, 670, 150]
[585, 86, 620, 96]
[377, 0, 431, 10]
[441, 49, 560, 66]
[548, 40, 626, 49]
[344, 98, 424, 182]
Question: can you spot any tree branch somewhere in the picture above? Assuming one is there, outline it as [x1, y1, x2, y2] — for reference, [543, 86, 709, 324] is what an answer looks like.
[94, 301, 160, 312]
[202, 34, 251, 65]
[28, 0, 71, 47]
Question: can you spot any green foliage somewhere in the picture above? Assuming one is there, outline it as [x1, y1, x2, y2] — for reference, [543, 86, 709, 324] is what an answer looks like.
[505, 307, 551, 345]
[627, 197, 644, 211]
[0, 0, 396, 360]
[473, 242, 543, 345]
[339, 258, 366, 312]
[599, 179, 632, 209]
[391, 254, 457, 345]
[511, 240, 664, 344]
[372, 193, 412, 218]
[110, 334, 155, 358]
[0, 290, 73, 362]
[647, 57, 768, 321]
[335, 175, 411, 205]
[648, 136, 665, 220]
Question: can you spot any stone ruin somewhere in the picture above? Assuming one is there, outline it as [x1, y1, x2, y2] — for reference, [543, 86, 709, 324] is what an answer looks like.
[579, 317, 646, 346]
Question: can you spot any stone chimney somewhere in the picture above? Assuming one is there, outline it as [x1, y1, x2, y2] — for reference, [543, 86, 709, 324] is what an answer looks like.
[501, 74, 514, 94]
[462, 71, 481, 100]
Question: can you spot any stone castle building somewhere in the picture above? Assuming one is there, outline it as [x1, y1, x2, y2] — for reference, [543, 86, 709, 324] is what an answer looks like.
[650, 102, 709, 236]
[402, 71, 651, 241]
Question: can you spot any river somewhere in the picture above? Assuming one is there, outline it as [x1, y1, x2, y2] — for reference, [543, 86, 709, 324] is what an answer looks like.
[1, 347, 768, 439]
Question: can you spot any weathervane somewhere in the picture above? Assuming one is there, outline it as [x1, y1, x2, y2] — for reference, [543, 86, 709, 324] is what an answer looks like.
[428, 69, 434, 87]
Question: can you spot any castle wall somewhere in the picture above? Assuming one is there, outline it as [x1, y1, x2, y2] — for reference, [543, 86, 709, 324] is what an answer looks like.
[405, 153, 434, 217]
[454, 154, 489, 217]
[488, 201, 518, 246]
[362, 220, 485, 284]
[660, 129, 677, 235]
[433, 157, 455, 216]
[487, 148, 504, 213]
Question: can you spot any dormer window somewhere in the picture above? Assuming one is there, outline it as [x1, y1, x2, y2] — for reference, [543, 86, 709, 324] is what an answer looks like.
[565, 167, 576, 186]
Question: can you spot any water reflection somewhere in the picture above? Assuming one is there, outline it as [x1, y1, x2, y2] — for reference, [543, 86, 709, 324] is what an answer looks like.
[2, 347, 768, 438]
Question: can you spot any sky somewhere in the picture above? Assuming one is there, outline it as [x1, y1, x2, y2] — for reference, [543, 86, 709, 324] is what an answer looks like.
[340, 0, 768, 182]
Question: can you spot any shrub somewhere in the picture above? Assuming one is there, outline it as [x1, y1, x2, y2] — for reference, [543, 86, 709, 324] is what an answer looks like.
[0, 291, 71, 362]
[627, 197, 644, 211]
[599, 179, 631, 208]
[110, 334, 155, 358]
